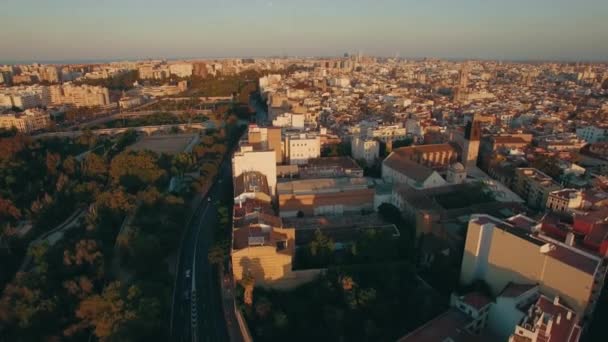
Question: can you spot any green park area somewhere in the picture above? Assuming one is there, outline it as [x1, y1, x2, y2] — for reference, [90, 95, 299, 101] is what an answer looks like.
[0, 115, 235, 340]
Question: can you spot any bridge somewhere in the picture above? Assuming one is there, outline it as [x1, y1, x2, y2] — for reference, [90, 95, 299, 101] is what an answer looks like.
[34, 122, 215, 139]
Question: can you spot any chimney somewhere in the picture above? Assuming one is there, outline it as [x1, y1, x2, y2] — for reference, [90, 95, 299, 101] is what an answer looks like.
[556, 313, 561, 325]
[553, 296, 560, 306]
[566, 232, 575, 246]
[567, 311, 572, 320]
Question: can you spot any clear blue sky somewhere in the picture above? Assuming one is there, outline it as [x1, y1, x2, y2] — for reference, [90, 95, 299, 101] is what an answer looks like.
[1, 0, 607, 62]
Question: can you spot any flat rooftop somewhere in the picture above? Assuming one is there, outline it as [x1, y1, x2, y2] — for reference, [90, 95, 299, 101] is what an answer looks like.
[277, 177, 371, 195]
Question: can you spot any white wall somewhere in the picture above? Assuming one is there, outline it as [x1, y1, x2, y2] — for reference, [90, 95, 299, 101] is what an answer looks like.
[233, 150, 277, 196]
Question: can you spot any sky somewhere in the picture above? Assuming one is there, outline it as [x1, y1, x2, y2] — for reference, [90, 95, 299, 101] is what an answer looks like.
[1, 0, 607, 63]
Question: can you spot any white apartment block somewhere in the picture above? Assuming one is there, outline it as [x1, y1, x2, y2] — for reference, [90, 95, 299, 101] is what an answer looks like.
[368, 124, 407, 143]
[169, 63, 193, 78]
[285, 133, 321, 165]
[351, 137, 379, 164]
[0, 108, 51, 133]
[272, 112, 305, 129]
[232, 145, 277, 196]
[576, 125, 608, 143]
[50, 84, 110, 107]
[0, 86, 51, 109]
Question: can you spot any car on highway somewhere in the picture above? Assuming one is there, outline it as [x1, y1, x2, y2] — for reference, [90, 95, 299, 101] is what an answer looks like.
[185, 269, 191, 278]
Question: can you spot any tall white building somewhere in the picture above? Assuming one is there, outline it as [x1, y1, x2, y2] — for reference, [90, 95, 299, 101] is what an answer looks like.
[284, 133, 321, 165]
[232, 145, 277, 196]
[272, 112, 305, 129]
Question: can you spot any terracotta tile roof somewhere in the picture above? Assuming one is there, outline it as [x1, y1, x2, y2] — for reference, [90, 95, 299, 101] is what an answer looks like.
[397, 308, 475, 342]
[384, 157, 436, 183]
[234, 171, 270, 198]
[462, 292, 492, 310]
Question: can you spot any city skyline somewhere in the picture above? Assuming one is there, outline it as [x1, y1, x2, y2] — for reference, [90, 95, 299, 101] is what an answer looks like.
[2, 0, 608, 63]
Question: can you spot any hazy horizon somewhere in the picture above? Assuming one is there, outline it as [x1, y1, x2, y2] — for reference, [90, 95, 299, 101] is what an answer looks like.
[2, 0, 607, 63]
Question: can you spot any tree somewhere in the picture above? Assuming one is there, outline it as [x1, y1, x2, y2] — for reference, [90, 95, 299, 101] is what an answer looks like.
[110, 151, 165, 192]
[62, 155, 77, 176]
[310, 229, 335, 265]
[208, 245, 226, 265]
[393, 138, 413, 149]
[242, 274, 255, 307]
[0, 197, 21, 222]
[45, 152, 61, 176]
[172, 152, 194, 176]
[69, 281, 139, 340]
[0, 272, 57, 329]
[82, 153, 107, 181]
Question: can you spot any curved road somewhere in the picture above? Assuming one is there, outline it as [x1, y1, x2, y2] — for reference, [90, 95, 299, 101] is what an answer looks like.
[171, 158, 233, 342]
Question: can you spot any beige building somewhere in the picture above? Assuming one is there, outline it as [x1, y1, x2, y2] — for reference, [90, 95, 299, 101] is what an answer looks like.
[460, 214, 606, 318]
[0, 108, 51, 133]
[231, 217, 295, 285]
[546, 189, 583, 213]
[168, 63, 193, 78]
[50, 84, 110, 107]
[247, 125, 283, 164]
[231, 169, 296, 286]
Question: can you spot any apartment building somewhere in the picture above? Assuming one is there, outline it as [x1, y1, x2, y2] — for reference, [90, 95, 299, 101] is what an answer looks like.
[50, 84, 110, 107]
[169, 63, 193, 78]
[351, 137, 380, 164]
[232, 144, 277, 196]
[284, 133, 321, 165]
[0, 85, 51, 109]
[460, 214, 606, 318]
[231, 171, 295, 285]
[514, 168, 562, 209]
[546, 189, 583, 213]
[367, 124, 407, 143]
[272, 112, 305, 129]
[247, 124, 283, 164]
[576, 125, 608, 143]
[0, 108, 51, 133]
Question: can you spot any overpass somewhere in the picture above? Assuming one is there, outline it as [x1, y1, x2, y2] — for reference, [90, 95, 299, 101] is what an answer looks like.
[34, 122, 215, 139]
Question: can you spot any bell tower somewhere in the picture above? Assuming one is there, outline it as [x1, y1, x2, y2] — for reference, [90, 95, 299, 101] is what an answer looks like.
[462, 116, 481, 169]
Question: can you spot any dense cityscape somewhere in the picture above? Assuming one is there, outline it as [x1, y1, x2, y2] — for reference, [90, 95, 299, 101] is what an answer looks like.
[0, 56, 607, 342]
[2, 1, 608, 341]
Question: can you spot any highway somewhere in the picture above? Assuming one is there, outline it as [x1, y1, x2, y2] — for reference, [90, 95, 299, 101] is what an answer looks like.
[171, 158, 232, 342]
